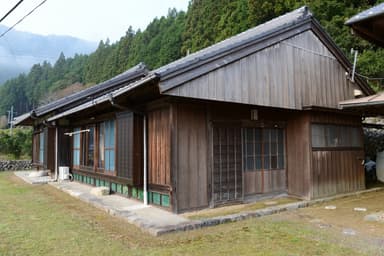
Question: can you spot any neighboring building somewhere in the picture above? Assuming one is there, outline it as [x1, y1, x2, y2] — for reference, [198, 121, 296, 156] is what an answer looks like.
[16, 6, 374, 213]
[345, 2, 384, 47]
[340, 3, 384, 112]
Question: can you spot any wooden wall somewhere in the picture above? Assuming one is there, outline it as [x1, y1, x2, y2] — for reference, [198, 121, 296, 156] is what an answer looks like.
[148, 107, 171, 187]
[116, 112, 143, 185]
[310, 112, 365, 198]
[311, 150, 365, 198]
[45, 127, 56, 174]
[58, 127, 71, 167]
[286, 113, 311, 198]
[164, 31, 360, 110]
[173, 103, 209, 212]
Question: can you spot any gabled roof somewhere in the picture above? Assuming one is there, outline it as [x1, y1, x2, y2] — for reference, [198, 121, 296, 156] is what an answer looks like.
[35, 63, 148, 117]
[46, 74, 157, 122]
[339, 91, 384, 116]
[154, 6, 373, 96]
[346, 3, 384, 25]
[14, 63, 148, 126]
[154, 6, 311, 79]
[345, 3, 384, 47]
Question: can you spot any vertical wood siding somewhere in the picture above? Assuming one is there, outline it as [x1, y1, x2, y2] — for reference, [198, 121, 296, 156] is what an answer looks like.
[116, 112, 143, 185]
[45, 128, 56, 173]
[148, 107, 171, 186]
[311, 150, 365, 198]
[32, 132, 39, 164]
[116, 112, 133, 179]
[175, 103, 209, 211]
[164, 31, 357, 110]
[310, 112, 365, 198]
[58, 128, 71, 166]
[286, 113, 311, 198]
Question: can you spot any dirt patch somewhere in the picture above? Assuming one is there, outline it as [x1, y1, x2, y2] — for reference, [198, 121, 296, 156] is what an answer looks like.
[267, 190, 384, 255]
[182, 196, 299, 220]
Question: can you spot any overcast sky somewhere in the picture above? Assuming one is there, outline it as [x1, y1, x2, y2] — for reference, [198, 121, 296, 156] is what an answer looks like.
[1, 0, 190, 42]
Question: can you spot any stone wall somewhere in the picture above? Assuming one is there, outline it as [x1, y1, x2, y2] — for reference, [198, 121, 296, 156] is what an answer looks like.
[0, 160, 33, 171]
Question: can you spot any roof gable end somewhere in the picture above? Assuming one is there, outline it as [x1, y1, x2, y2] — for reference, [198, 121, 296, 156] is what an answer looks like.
[156, 6, 373, 96]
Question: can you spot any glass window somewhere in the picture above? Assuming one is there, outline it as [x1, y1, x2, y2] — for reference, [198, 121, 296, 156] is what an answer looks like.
[73, 128, 80, 166]
[98, 120, 115, 173]
[243, 128, 285, 171]
[311, 124, 362, 149]
[81, 126, 94, 167]
[39, 132, 44, 164]
[87, 127, 94, 166]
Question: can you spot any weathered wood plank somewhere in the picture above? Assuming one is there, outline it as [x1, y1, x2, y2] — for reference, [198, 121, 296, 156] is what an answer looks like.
[164, 31, 356, 110]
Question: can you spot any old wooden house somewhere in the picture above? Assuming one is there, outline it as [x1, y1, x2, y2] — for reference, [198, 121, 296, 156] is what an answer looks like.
[16, 6, 374, 213]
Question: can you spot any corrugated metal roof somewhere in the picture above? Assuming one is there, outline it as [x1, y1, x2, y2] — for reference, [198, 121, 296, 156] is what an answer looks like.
[345, 3, 384, 25]
[34, 63, 148, 116]
[339, 92, 384, 109]
[13, 112, 33, 126]
[47, 74, 157, 122]
[153, 6, 312, 79]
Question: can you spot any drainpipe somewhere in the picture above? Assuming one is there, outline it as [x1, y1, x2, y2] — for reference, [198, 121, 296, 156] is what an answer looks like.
[143, 115, 148, 205]
[54, 126, 58, 181]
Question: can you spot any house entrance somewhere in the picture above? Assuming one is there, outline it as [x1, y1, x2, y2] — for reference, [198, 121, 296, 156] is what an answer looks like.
[212, 127, 243, 204]
[212, 126, 286, 205]
[243, 127, 286, 195]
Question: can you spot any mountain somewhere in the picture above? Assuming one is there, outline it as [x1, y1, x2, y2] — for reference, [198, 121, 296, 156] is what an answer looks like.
[0, 25, 97, 84]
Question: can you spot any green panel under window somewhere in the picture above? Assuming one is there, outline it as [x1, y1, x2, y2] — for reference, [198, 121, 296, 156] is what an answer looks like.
[138, 189, 143, 201]
[152, 192, 161, 205]
[162, 195, 170, 207]
[111, 183, 116, 192]
[123, 186, 129, 196]
[116, 184, 122, 194]
[132, 187, 137, 198]
[95, 179, 100, 187]
[104, 181, 110, 188]
[90, 177, 94, 185]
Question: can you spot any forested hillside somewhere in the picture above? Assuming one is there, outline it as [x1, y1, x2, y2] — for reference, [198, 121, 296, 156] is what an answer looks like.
[1, 0, 383, 119]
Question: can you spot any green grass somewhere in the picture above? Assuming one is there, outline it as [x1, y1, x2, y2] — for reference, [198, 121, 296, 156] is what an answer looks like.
[182, 197, 299, 220]
[0, 172, 368, 256]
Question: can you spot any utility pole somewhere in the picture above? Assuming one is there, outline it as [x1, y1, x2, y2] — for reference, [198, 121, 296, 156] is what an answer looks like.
[7, 106, 14, 135]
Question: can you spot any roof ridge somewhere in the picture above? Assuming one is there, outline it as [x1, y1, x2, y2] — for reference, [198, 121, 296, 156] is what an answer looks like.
[154, 6, 312, 77]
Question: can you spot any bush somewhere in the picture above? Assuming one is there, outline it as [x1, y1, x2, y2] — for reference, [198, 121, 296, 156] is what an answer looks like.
[364, 128, 384, 160]
[0, 128, 32, 159]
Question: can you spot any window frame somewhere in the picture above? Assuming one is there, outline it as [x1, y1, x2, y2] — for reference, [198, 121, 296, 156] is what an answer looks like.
[243, 127, 285, 172]
[97, 120, 116, 175]
[311, 123, 363, 150]
[39, 131, 44, 164]
[80, 125, 95, 168]
[72, 128, 81, 167]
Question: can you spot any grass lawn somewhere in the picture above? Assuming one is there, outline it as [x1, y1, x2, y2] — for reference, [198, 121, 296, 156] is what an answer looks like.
[182, 197, 299, 220]
[0, 172, 370, 256]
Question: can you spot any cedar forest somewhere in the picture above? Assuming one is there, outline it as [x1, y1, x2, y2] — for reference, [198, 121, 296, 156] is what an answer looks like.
[1, 0, 383, 119]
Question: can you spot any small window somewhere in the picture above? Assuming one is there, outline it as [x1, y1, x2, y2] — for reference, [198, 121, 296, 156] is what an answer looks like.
[311, 124, 362, 149]
[81, 126, 94, 167]
[98, 120, 115, 173]
[39, 132, 44, 164]
[73, 128, 80, 166]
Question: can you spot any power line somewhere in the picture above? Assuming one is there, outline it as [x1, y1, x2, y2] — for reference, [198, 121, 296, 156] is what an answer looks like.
[355, 72, 384, 81]
[0, 0, 24, 23]
[0, 0, 47, 39]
